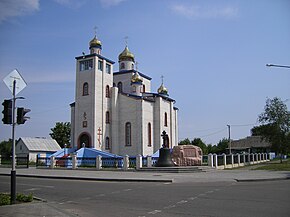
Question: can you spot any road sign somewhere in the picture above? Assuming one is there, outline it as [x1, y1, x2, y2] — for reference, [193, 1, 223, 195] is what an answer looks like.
[3, 69, 27, 95]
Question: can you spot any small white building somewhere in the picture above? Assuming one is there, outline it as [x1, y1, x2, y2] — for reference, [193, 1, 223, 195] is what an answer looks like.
[16, 137, 61, 162]
[70, 35, 179, 156]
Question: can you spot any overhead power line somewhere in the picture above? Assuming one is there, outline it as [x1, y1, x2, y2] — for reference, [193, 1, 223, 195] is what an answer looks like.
[199, 127, 227, 139]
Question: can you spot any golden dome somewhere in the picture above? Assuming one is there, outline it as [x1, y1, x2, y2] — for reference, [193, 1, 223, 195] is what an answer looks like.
[131, 71, 143, 83]
[119, 46, 135, 62]
[157, 83, 168, 95]
[89, 36, 102, 48]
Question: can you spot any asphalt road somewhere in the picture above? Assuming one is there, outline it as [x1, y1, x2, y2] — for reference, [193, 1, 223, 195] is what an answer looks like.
[0, 176, 289, 217]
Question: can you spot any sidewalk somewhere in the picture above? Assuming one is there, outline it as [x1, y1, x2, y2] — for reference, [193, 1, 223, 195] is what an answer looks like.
[0, 166, 289, 183]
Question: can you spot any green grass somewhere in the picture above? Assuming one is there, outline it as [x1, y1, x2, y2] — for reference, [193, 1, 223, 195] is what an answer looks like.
[0, 193, 33, 206]
[253, 159, 290, 171]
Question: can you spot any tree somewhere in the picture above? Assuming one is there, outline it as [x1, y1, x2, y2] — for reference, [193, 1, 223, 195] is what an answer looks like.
[216, 138, 229, 154]
[50, 122, 71, 148]
[258, 97, 290, 162]
[0, 140, 12, 159]
[178, 138, 191, 145]
[191, 138, 208, 154]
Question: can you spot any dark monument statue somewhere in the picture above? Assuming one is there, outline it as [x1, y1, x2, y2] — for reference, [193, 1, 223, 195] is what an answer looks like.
[155, 131, 175, 167]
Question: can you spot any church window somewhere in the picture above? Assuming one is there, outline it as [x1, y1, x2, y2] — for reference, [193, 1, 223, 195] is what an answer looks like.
[106, 111, 110, 124]
[113, 82, 116, 87]
[105, 137, 110, 150]
[106, 85, 110, 98]
[80, 59, 93, 71]
[148, 123, 152, 147]
[125, 122, 131, 146]
[106, 63, 111, 74]
[98, 60, 103, 71]
[132, 63, 134, 69]
[164, 112, 168, 127]
[118, 82, 123, 93]
[120, 62, 125, 69]
[143, 84, 146, 93]
[83, 82, 89, 96]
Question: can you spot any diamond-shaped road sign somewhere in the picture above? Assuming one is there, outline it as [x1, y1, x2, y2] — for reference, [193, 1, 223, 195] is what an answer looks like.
[3, 69, 27, 95]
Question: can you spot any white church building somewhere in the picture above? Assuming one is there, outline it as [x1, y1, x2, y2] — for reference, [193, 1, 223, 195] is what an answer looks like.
[70, 35, 178, 156]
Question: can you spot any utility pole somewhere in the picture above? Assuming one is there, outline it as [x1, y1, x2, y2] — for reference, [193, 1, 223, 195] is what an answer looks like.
[266, 64, 290, 68]
[227, 125, 231, 154]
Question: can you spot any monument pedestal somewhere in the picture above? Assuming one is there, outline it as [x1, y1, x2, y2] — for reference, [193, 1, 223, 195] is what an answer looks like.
[155, 148, 175, 167]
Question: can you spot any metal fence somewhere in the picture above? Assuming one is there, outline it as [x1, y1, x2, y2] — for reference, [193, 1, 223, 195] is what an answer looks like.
[77, 157, 96, 168]
[0, 155, 29, 168]
[36, 157, 51, 168]
[102, 157, 123, 168]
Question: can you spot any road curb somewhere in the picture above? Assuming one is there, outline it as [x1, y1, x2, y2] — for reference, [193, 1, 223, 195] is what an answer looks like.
[235, 177, 290, 182]
[0, 173, 173, 183]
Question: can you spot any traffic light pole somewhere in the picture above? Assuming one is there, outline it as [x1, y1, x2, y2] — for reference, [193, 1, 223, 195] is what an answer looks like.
[11, 80, 16, 204]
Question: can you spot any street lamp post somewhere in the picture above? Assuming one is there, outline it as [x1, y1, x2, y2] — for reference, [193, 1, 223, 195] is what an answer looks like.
[266, 64, 290, 69]
[227, 125, 231, 154]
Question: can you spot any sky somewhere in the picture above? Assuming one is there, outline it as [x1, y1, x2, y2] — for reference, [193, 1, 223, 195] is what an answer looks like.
[0, 0, 289, 146]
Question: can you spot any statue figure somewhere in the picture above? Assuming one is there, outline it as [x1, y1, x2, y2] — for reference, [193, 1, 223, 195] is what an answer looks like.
[161, 130, 169, 148]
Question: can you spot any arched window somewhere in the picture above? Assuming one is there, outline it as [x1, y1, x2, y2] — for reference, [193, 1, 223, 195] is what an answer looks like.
[143, 84, 146, 93]
[106, 85, 110, 98]
[125, 122, 131, 146]
[118, 82, 123, 93]
[83, 82, 89, 96]
[164, 112, 168, 127]
[132, 63, 134, 69]
[105, 137, 110, 150]
[106, 111, 110, 124]
[148, 123, 152, 147]
[120, 62, 125, 69]
[113, 82, 116, 87]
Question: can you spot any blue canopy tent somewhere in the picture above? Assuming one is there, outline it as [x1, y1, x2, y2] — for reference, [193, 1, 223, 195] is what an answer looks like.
[76, 148, 122, 167]
[50, 147, 122, 168]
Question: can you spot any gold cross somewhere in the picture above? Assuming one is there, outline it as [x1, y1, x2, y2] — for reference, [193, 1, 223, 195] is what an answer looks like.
[124, 36, 128, 46]
[94, 26, 98, 37]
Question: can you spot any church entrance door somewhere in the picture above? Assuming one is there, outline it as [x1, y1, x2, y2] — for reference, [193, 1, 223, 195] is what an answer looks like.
[78, 133, 91, 149]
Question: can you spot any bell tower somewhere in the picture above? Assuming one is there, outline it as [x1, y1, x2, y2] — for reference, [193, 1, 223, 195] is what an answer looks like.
[71, 34, 114, 150]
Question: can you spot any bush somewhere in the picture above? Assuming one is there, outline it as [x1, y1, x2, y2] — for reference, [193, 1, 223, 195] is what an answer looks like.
[0, 193, 33, 206]
[0, 193, 10, 206]
[16, 193, 33, 202]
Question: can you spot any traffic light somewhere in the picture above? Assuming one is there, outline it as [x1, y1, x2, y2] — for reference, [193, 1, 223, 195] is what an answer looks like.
[17, 107, 31, 125]
[2, 99, 12, 124]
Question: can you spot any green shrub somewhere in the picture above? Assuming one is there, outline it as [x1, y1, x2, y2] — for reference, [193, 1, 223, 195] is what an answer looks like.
[16, 193, 33, 202]
[0, 193, 11, 206]
[0, 193, 33, 206]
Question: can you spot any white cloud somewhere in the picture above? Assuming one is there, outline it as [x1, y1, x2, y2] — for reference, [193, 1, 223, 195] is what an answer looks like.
[99, 0, 127, 8]
[0, 0, 40, 24]
[171, 3, 238, 19]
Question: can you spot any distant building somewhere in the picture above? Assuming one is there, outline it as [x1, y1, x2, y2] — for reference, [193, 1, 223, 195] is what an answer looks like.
[70, 35, 179, 156]
[230, 136, 271, 153]
[16, 137, 61, 162]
